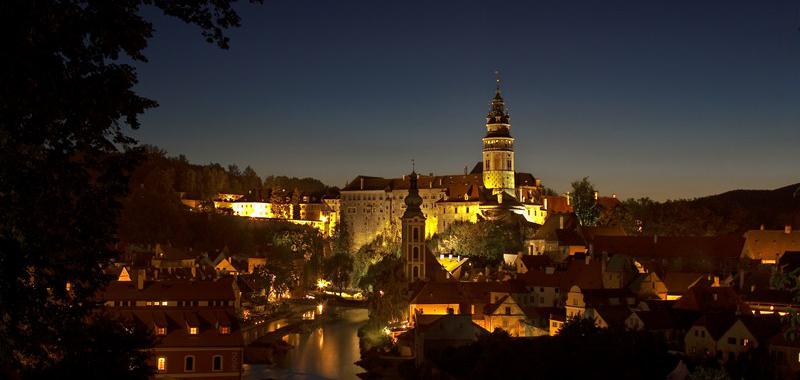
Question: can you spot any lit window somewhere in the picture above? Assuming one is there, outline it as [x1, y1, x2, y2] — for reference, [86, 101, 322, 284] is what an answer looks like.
[189, 327, 198, 335]
[184, 355, 195, 372]
[220, 326, 230, 335]
[156, 327, 166, 336]
[161, 301, 168, 306]
[157, 357, 167, 371]
[212, 355, 223, 371]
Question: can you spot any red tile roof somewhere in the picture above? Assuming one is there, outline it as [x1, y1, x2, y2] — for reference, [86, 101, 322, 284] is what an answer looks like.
[102, 278, 237, 302]
[592, 235, 744, 260]
[117, 308, 243, 348]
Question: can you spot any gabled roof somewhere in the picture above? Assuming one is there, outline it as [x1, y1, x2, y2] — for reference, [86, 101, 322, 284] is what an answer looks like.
[543, 196, 571, 213]
[519, 255, 553, 271]
[534, 213, 580, 241]
[673, 285, 747, 313]
[661, 272, 707, 295]
[116, 308, 243, 348]
[102, 278, 237, 302]
[592, 235, 744, 261]
[742, 229, 800, 261]
[692, 313, 738, 340]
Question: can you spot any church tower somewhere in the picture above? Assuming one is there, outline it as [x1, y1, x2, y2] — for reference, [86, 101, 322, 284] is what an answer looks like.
[482, 73, 516, 197]
[402, 170, 426, 282]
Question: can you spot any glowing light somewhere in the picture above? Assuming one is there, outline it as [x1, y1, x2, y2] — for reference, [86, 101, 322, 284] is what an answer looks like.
[317, 278, 331, 290]
[157, 357, 167, 371]
[317, 303, 324, 314]
[189, 327, 198, 335]
[383, 327, 391, 336]
[320, 215, 328, 223]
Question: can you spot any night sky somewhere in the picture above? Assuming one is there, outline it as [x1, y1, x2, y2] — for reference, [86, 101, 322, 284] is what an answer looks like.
[133, 0, 800, 200]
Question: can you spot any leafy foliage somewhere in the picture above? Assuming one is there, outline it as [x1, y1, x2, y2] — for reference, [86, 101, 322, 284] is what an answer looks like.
[323, 252, 355, 295]
[431, 220, 523, 266]
[570, 177, 600, 226]
[1, 0, 262, 378]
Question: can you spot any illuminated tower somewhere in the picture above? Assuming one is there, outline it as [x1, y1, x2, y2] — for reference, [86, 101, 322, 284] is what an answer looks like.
[402, 169, 426, 282]
[482, 72, 516, 197]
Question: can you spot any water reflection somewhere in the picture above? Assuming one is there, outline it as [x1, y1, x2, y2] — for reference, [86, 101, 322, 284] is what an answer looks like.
[243, 308, 368, 380]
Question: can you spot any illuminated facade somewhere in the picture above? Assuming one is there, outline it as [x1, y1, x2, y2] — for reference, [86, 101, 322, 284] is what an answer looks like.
[340, 80, 548, 248]
[212, 195, 338, 237]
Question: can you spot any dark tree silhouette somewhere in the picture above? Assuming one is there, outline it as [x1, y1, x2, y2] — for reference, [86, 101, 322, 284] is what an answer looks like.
[1, 1, 260, 378]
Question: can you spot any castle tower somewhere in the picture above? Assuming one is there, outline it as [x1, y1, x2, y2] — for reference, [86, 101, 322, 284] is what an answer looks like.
[482, 73, 515, 197]
[402, 170, 426, 282]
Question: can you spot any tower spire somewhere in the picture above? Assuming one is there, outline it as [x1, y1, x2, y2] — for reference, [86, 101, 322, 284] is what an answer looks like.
[494, 69, 501, 94]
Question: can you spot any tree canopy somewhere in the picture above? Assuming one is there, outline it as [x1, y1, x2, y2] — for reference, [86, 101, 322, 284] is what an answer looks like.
[1, 1, 261, 377]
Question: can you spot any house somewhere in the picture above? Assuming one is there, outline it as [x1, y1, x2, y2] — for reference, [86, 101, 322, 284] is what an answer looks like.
[517, 267, 562, 308]
[661, 272, 709, 301]
[514, 254, 553, 274]
[413, 314, 487, 367]
[529, 213, 585, 258]
[628, 272, 668, 300]
[742, 226, 800, 264]
[102, 278, 243, 379]
[565, 285, 636, 324]
[685, 314, 780, 362]
[483, 294, 527, 336]
[770, 331, 800, 378]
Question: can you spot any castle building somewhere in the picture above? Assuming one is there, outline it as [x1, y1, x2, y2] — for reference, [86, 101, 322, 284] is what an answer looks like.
[339, 78, 548, 249]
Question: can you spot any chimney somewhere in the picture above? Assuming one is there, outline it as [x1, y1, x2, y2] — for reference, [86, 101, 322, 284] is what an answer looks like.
[497, 193, 503, 204]
[137, 269, 145, 290]
[360, 178, 364, 190]
[559, 215, 564, 230]
[785, 225, 793, 234]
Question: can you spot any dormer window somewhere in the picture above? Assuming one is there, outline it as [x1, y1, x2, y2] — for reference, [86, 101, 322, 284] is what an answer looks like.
[189, 327, 198, 335]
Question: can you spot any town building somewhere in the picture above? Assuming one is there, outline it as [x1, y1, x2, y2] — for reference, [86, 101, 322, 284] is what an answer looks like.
[102, 277, 244, 380]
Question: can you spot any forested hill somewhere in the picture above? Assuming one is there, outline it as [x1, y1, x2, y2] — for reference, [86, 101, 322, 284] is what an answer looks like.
[622, 183, 800, 236]
[129, 145, 338, 200]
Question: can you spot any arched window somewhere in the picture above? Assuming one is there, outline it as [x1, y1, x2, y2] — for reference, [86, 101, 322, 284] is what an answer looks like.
[413, 227, 419, 242]
[212, 355, 223, 372]
[184, 355, 195, 372]
[413, 246, 419, 260]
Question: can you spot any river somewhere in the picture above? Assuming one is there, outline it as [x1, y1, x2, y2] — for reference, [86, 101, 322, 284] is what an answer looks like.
[242, 307, 368, 380]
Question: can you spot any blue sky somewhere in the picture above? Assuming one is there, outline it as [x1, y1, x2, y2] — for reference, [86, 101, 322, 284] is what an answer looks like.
[132, 0, 800, 200]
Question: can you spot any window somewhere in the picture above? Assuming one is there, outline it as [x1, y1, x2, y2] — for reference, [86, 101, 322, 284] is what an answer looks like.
[413, 246, 419, 260]
[184, 355, 195, 372]
[485, 160, 490, 170]
[742, 338, 749, 346]
[212, 355, 223, 371]
[220, 326, 230, 335]
[157, 357, 167, 371]
[413, 228, 419, 242]
[189, 327, 198, 335]
[700, 330, 706, 338]
[505, 307, 511, 315]
[506, 160, 512, 169]
[156, 326, 166, 336]
[728, 337, 736, 345]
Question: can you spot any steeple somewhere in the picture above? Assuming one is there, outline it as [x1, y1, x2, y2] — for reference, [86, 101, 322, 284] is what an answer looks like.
[487, 70, 510, 127]
[403, 170, 424, 219]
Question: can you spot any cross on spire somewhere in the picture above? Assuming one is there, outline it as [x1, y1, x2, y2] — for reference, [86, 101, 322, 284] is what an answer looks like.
[494, 69, 501, 92]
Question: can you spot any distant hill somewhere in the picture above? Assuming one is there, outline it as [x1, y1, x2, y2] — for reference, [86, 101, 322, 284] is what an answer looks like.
[621, 183, 800, 236]
[693, 183, 800, 229]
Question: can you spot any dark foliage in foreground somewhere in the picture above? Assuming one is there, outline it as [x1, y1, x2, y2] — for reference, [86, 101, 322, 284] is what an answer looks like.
[1, 0, 260, 378]
[435, 319, 677, 380]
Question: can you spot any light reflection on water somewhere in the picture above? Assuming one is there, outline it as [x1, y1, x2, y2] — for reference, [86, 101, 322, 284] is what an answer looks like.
[243, 308, 368, 380]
